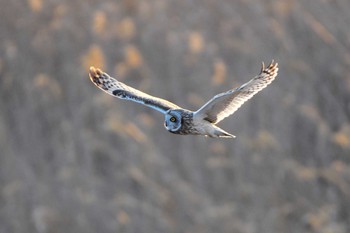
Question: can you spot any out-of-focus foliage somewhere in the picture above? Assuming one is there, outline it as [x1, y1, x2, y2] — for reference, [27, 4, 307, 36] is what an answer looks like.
[1, 0, 350, 232]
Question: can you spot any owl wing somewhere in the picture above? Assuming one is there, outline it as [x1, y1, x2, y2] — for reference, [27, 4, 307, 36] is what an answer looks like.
[89, 67, 181, 114]
[194, 61, 278, 124]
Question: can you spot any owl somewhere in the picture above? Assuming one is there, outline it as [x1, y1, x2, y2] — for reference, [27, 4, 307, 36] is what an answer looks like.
[89, 61, 278, 138]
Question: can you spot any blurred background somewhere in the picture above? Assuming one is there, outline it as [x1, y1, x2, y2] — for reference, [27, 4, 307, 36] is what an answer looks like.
[1, 0, 350, 232]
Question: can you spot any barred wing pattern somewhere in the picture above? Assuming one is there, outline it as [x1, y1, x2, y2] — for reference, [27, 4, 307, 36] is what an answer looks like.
[89, 67, 181, 114]
[194, 61, 278, 124]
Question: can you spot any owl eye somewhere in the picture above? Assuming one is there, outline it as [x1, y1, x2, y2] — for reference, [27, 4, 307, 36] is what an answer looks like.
[170, 117, 176, 122]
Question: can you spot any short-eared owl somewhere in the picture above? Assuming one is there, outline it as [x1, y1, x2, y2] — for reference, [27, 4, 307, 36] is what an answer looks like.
[89, 61, 278, 138]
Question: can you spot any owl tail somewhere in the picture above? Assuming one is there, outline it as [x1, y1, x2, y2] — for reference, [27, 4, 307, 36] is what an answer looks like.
[213, 126, 236, 138]
[218, 131, 236, 138]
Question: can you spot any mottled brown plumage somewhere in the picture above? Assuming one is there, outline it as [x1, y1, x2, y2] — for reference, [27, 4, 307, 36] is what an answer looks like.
[89, 61, 279, 138]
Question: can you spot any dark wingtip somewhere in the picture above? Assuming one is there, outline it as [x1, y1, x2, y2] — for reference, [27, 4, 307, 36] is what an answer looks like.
[89, 66, 106, 85]
[89, 66, 103, 78]
[260, 60, 279, 76]
[261, 62, 265, 73]
[89, 66, 96, 79]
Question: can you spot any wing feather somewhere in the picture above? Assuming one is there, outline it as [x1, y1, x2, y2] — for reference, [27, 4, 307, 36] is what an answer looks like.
[194, 61, 278, 123]
[89, 67, 181, 114]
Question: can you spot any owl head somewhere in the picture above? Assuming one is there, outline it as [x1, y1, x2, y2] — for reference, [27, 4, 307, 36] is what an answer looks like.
[164, 110, 182, 132]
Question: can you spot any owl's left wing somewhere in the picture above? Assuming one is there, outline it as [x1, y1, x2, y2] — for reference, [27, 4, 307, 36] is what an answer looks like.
[194, 61, 278, 124]
[89, 67, 181, 114]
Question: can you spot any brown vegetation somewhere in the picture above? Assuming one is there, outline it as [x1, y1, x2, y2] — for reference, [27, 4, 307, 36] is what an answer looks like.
[1, 0, 350, 232]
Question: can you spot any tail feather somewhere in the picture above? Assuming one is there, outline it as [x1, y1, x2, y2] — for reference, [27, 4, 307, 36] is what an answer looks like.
[213, 126, 236, 138]
[218, 132, 236, 138]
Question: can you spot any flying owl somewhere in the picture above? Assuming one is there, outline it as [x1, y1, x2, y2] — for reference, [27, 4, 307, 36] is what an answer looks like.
[89, 61, 278, 138]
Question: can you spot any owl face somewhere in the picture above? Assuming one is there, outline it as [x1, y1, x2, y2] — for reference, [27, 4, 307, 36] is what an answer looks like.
[164, 110, 182, 132]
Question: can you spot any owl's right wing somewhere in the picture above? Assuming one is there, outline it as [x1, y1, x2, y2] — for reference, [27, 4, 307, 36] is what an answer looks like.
[89, 67, 181, 114]
[194, 61, 278, 124]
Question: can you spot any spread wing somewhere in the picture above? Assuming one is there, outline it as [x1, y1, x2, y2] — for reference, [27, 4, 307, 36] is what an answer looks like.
[194, 61, 278, 124]
[89, 67, 181, 114]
